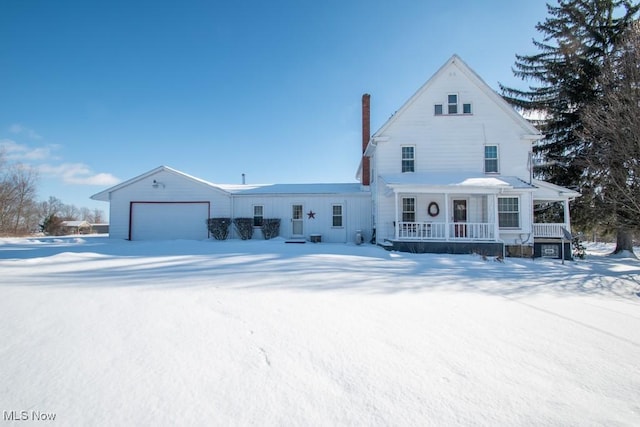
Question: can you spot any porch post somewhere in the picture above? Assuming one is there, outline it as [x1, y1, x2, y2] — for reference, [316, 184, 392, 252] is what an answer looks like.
[493, 193, 500, 241]
[444, 192, 450, 240]
[394, 191, 399, 240]
[564, 198, 571, 233]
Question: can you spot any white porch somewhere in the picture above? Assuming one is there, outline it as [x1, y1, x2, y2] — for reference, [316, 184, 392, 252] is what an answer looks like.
[389, 189, 505, 243]
[396, 221, 495, 241]
[532, 223, 570, 239]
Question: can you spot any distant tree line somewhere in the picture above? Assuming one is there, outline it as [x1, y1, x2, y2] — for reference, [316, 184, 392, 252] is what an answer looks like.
[0, 152, 105, 237]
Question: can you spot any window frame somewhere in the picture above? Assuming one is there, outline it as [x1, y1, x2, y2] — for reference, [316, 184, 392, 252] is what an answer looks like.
[401, 145, 415, 173]
[332, 204, 343, 228]
[253, 205, 264, 227]
[498, 197, 520, 229]
[484, 145, 499, 174]
[447, 93, 458, 114]
[402, 197, 416, 222]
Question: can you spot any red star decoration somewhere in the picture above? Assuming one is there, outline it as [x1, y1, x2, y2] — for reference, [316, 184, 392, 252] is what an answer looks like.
[307, 210, 316, 219]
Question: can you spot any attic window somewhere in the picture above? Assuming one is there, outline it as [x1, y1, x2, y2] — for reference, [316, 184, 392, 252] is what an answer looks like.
[434, 104, 443, 115]
[463, 103, 472, 114]
[448, 94, 458, 114]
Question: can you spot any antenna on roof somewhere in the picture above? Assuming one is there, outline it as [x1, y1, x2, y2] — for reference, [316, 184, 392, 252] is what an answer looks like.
[242, 173, 246, 185]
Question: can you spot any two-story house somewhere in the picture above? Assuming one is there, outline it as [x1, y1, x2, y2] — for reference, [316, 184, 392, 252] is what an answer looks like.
[92, 55, 579, 258]
[357, 55, 579, 258]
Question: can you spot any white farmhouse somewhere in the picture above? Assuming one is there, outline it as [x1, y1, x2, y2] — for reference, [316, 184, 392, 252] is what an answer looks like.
[91, 55, 579, 258]
[358, 55, 579, 258]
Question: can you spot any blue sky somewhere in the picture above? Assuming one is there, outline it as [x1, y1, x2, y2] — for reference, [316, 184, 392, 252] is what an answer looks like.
[1, 0, 549, 212]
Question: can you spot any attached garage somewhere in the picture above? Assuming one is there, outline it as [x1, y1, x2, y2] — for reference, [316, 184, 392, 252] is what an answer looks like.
[129, 202, 210, 241]
[91, 165, 371, 243]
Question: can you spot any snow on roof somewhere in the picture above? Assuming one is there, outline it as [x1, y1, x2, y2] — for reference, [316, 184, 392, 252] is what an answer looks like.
[381, 173, 535, 189]
[532, 179, 581, 199]
[217, 183, 366, 195]
[61, 221, 91, 227]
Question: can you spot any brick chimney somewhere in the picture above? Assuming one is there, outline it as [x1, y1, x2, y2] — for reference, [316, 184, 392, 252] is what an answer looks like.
[361, 93, 371, 186]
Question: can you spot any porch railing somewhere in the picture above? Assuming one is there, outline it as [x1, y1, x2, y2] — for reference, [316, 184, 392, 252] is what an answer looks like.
[533, 223, 568, 238]
[397, 222, 495, 241]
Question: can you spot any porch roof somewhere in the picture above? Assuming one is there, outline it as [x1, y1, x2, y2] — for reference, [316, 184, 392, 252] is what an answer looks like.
[532, 179, 581, 201]
[381, 173, 535, 193]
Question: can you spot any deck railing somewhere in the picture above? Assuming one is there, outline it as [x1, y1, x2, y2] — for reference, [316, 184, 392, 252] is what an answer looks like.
[533, 223, 567, 238]
[397, 222, 495, 241]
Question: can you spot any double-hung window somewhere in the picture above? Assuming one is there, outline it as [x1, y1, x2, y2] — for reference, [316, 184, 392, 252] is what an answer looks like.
[402, 197, 416, 222]
[253, 205, 264, 227]
[498, 197, 519, 228]
[401, 146, 415, 173]
[332, 204, 343, 227]
[484, 145, 499, 173]
[448, 94, 458, 114]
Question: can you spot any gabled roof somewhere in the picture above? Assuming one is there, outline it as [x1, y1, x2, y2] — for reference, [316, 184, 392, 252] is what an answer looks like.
[90, 165, 230, 201]
[364, 55, 540, 157]
[91, 166, 368, 202]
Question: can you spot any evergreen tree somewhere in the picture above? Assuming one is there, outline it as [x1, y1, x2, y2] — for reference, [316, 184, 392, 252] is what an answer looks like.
[40, 214, 64, 236]
[579, 21, 640, 255]
[500, 0, 640, 231]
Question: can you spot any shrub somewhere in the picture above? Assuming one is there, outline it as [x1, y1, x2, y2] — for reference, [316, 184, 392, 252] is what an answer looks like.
[207, 218, 231, 240]
[572, 234, 586, 259]
[261, 218, 280, 240]
[40, 214, 64, 236]
[233, 218, 254, 240]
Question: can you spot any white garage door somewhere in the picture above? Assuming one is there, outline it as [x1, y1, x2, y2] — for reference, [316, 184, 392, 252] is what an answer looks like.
[130, 202, 209, 241]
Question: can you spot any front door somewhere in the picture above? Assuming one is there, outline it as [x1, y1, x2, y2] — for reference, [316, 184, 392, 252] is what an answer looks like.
[453, 199, 467, 237]
[292, 204, 303, 236]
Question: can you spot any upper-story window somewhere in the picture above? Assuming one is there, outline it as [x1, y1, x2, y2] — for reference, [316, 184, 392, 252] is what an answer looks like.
[401, 146, 415, 173]
[484, 145, 499, 173]
[435, 94, 471, 115]
[448, 94, 458, 114]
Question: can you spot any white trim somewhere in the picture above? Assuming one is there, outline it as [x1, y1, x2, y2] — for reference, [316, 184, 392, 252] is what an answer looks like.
[484, 144, 499, 174]
[401, 145, 416, 173]
[497, 195, 521, 230]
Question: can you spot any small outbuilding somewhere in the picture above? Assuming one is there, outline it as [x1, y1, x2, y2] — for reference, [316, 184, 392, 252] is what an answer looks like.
[60, 220, 92, 235]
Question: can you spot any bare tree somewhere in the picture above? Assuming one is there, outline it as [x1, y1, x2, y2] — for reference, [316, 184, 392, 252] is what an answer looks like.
[59, 203, 80, 221]
[92, 208, 105, 224]
[38, 196, 64, 219]
[580, 21, 640, 256]
[0, 153, 39, 236]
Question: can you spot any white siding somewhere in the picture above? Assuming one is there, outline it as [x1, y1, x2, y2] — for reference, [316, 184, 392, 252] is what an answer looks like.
[107, 169, 230, 240]
[370, 59, 538, 244]
[231, 194, 372, 243]
[373, 61, 532, 178]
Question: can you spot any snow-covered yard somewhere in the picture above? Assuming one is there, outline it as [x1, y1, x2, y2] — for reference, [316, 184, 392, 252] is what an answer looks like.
[1, 236, 639, 426]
